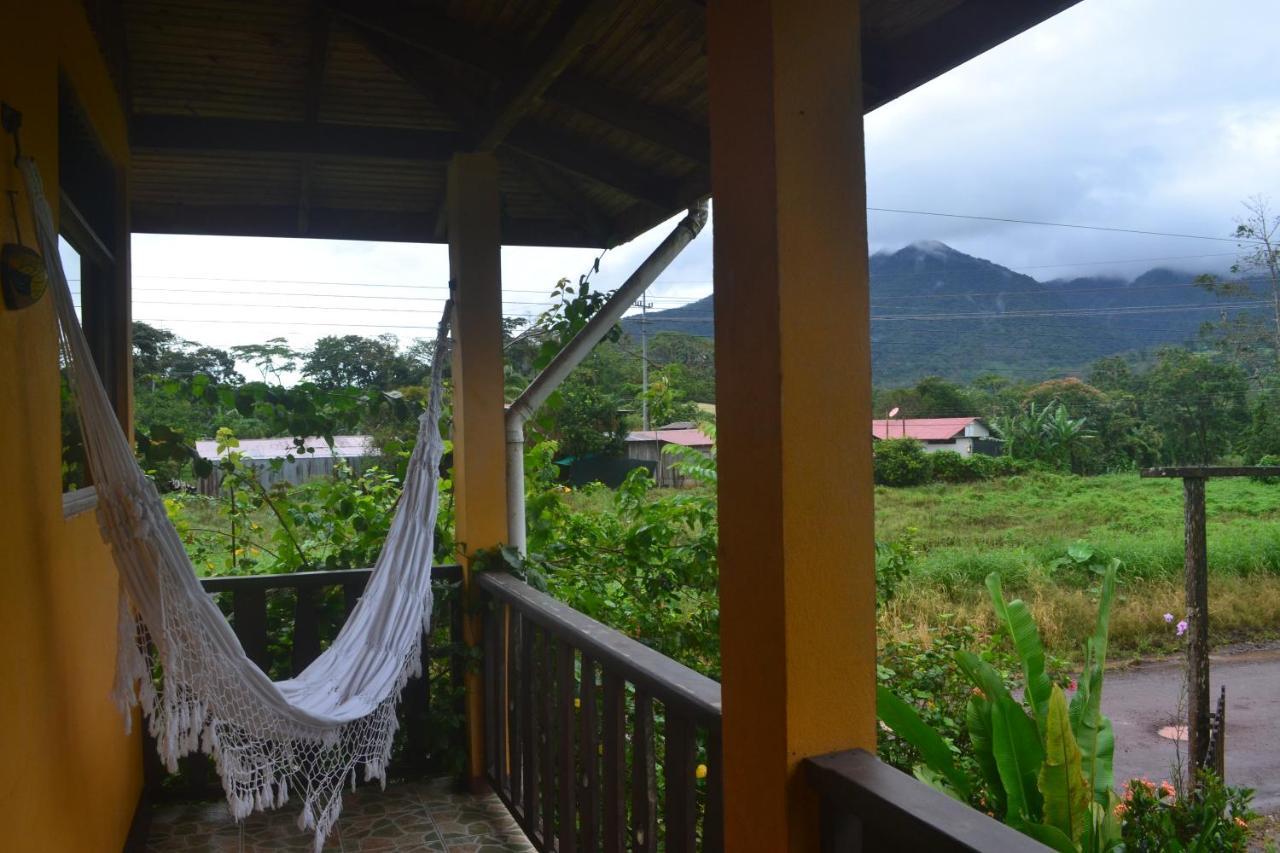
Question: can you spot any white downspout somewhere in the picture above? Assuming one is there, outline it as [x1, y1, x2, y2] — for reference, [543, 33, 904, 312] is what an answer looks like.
[505, 201, 710, 553]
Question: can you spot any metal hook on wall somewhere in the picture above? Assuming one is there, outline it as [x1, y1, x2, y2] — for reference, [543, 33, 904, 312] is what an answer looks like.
[1, 102, 23, 164]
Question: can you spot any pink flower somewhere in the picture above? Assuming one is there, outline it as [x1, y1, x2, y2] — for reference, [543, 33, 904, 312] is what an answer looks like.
[1160, 781, 1176, 798]
[1177, 619, 1189, 637]
[1068, 679, 1078, 691]
[1164, 613, 1175, 623]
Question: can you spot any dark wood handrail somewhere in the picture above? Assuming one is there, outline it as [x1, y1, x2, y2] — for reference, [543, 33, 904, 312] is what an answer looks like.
[198, 563, 462, 592]
[805, 750, 1050, 852]
[477, 570, 721, 721]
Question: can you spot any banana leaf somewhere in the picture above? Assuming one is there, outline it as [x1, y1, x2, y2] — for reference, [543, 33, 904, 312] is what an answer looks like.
[991, 696, 1044, 823]
[1017, 820, 1078, 853]
[965, 694, 1007, 817]
[876, 685, 972, 800]
[956, 649, 1011, 702]
[987, 572, 1053, 732]
[1039, 685, 1091, 844]
[1070, 561, 1118, 806]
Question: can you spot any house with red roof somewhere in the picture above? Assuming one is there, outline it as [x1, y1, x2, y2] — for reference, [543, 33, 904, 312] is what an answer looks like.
[871, 417, 997, 457]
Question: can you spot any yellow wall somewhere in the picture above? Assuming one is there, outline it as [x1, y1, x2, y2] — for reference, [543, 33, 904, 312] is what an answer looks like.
[0, 1, 142, 850]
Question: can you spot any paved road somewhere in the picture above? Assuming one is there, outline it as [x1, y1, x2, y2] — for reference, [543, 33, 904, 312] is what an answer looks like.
[1104, 647, 1280, 813]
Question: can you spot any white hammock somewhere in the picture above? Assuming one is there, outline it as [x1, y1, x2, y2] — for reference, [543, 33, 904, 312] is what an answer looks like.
[20, 158, 450, 850]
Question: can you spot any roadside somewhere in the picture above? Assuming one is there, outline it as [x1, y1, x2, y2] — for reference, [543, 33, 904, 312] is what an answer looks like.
[1104, 644, 1280, 817]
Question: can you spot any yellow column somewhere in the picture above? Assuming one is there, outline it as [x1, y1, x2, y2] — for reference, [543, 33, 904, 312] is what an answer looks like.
[447, 152, 508, 789]
[707, 1, 875, 849]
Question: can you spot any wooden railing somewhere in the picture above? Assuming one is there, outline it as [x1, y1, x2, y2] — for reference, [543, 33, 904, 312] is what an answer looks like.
[805, 750, 1050, 852]
[143, 564, 465, 801]
[477, 571, 723, 853]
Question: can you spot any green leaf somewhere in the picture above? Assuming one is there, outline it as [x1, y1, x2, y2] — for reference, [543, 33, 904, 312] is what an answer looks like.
[912, 765, 965, 802]
[987, 572, 1052, 731]
[876, 686, 971, 800]
[991, 696, 1044, 823]
[1071, 560, 1118, 806]
[956, 649, 1011, 703]
[965, 695, 1007, 817]
[1016, 820, 1078, 853]
[1039, 685, 1090, 844]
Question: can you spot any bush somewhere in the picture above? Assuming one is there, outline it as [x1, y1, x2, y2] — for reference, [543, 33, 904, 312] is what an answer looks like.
[930, 450, 982, 483]
[874, 438, 934, 487]
[1119, 770, 1256, 852]
[1251, 453, 1280, 484]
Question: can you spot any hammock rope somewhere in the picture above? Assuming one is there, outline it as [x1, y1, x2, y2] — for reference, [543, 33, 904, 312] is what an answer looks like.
[19, 157, 451, 851]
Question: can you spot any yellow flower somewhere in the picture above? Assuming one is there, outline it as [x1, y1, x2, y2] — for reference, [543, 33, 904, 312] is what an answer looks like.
[574, 697, 581, 709]
[695, 764, 708, 780]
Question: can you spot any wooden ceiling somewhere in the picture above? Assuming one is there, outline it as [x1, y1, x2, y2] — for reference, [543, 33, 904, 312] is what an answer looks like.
[103, 0, 1079, 248]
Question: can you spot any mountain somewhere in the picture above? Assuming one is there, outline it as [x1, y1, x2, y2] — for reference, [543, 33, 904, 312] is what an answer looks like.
[622, 241, 1231, 385]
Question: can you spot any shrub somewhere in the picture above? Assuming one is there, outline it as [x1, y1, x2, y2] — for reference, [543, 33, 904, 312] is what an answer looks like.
[930, 450, 982, 483]
[874, 529, 919, 606]
[1119, 771, 1255, 852]
[874, 438, 934, 487]
[1251, 453, 1280, 484]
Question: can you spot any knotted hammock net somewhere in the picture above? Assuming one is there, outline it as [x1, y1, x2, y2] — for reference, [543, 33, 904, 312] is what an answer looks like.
[20, 157, 450, 850]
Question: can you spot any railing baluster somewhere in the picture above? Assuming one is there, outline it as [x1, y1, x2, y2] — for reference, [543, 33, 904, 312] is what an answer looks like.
[232, 586, 269, 671]
[291, 586, 321, 676]
[485, 596, 499, 781]
[511, 611, 525, 812]
[664, 711, 698, 853]
[342, 581, 362, 618]
[522, 619, 539, 838]
[500, 603, 513, 798]
[579, 655, 600, 852]
[541, 632, 557, 848]
[602, 672, 626, 853]
[556, 642, 577, 853]
[704, 726, 724, 853]
[632, 691, 657, 853]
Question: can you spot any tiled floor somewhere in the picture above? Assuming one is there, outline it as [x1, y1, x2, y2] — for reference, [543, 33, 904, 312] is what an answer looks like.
[145, 777, 535, 852]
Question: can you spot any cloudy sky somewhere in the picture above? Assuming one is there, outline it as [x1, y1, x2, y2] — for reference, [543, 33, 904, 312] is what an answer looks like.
[75, 0, 1280, 361]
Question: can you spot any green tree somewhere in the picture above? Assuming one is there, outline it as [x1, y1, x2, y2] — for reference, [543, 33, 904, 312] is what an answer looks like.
[1145, 348, 1247, 464]
[879, 376, 977, 418]
[302, 334, 416, 389]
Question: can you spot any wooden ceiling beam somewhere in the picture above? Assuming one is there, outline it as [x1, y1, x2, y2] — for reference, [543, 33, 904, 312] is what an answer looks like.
[504, 150, 614, 246]
[130, 115, 461, 160]
[131, 202, 606, 248]
[328, 1, 709, 165]
[474, 0, 624, 151]
[546, 76, 709, 165]
[298, 2, 332, 235]
[505, 123, 677, 210]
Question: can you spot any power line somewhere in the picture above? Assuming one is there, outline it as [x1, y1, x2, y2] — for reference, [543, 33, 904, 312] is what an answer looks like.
[866, 207, 1262, 245]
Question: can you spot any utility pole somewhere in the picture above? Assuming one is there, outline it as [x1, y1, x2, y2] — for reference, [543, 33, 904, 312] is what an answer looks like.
[640, 296, 651, 430]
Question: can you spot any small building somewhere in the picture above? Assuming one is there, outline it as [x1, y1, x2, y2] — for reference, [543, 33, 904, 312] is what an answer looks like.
[871, 417, 998, 457]
[195, 435, 378, 495]
[625, 426, 714, 488]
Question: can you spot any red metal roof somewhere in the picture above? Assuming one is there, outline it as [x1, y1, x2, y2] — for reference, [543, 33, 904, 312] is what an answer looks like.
[624, 428, 713, 447]
[871, 417, 983, 441]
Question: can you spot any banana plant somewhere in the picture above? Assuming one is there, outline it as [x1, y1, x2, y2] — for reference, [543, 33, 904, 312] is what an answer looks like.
[876, 561, 1123, 852]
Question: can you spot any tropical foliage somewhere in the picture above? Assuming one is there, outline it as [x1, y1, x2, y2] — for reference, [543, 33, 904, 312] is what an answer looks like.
[877, 562, 1122, 851]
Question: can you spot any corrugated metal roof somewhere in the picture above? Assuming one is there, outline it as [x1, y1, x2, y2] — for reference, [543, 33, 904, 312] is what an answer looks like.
[625, 428, 712, 447]
[195, 434, 375, 460]
[871, 417, 984, 441]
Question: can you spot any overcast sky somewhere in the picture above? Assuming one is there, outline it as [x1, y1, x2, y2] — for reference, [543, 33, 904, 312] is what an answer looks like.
[89, 0, 1280, 358]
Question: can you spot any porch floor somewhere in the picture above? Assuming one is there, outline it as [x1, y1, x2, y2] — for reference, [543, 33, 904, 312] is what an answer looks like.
[144, 778, 533, 852]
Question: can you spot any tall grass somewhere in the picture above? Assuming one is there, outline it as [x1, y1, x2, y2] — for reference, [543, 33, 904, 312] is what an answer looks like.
[876, 471, 1280, 656]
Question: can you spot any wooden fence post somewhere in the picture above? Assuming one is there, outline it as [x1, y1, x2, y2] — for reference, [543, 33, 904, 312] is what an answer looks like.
[1182, 475, 1210, 776]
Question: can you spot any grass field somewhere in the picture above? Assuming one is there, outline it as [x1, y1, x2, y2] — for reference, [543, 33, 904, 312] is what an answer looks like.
[875, 471, 1280, 659]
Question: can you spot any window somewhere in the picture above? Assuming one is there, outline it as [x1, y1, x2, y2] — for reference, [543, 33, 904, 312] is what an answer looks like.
[58, 73, 127, 516]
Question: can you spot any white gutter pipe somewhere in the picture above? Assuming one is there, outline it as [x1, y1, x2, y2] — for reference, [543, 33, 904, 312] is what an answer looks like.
[505, 200, 710, 553]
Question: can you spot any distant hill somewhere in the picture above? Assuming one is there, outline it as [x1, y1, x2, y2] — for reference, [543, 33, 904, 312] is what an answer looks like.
[622, 241, 1232, 385]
